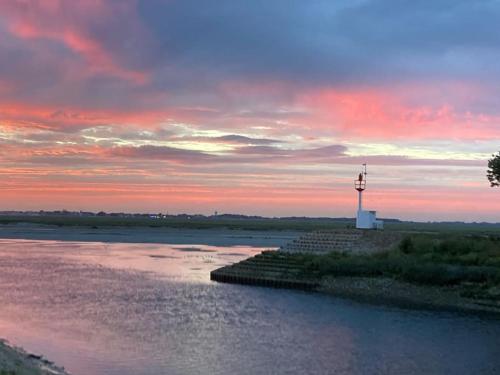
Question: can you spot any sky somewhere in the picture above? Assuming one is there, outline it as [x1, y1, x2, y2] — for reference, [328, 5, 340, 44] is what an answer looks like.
[0, 0, 499, 221]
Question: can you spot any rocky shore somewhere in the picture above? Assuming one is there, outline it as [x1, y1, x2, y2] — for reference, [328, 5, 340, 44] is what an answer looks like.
[0, 340, 68, 375]
[211, 250, 500, 316]
[320, 276, 500, 315]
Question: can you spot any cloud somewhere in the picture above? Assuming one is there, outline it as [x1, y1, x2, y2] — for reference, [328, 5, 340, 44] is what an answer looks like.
[296, 87, 500, 140]
[216, 135, 281, 145]
[102, 144, 349, 165]
[2, 1, 500, 110]
[109, 145, 215, 164]
[228, 144, 350, 164]
[1, 0, 499, 141]
[0, 0, 152, 82]
[138, 0, 500, 86]
[0, 1, 498, 220]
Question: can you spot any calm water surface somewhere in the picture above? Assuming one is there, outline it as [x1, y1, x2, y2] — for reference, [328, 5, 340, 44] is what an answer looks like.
[0, 238, 499, 375]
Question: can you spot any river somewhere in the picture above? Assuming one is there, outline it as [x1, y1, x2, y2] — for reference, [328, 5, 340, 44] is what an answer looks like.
[0, 238, 499, 374]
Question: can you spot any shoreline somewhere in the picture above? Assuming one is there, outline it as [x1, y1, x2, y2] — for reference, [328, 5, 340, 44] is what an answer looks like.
[319, 276, 500, 317]
[0, 339, 68, 375]
[210, 250, 500, 317]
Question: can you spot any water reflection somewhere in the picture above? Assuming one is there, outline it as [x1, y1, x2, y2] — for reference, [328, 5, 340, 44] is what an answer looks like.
[0, 239, 499, 375]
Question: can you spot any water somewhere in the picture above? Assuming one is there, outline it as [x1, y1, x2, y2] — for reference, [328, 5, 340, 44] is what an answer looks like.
[0, 239, 499, 375]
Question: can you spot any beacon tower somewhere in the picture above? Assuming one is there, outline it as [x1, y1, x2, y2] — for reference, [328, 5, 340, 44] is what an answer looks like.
[354, 164, 383, 230]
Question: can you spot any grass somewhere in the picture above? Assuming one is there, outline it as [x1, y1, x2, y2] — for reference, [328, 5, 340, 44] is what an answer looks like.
[0, 215, 353, 231]
[1, 214, 500, 234]
[285, 233, 500, 301]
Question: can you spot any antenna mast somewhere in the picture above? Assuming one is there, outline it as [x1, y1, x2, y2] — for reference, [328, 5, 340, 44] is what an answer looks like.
[354, 164, 367, 211]
[354, 163, 383, 230]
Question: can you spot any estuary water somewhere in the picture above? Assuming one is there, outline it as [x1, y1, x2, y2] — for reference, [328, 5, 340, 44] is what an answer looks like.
[0, 238, 499, 375]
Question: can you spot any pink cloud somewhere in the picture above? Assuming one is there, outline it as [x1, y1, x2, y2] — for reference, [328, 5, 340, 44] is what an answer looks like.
[0, 102, 180, 132]
[2, 0, 149, 84]
[297, 85, 500, 140]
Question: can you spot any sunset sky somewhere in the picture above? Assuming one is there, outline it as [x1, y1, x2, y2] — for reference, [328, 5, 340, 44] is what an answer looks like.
[1, 0, 499, 221]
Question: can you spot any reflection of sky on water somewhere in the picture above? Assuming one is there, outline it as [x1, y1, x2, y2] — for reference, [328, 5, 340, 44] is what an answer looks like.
[0, 239, 264, 283]
[0, 239, 500, 375]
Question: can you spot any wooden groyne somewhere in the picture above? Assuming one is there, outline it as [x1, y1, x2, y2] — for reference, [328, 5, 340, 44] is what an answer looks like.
[210, 251, 320, 290]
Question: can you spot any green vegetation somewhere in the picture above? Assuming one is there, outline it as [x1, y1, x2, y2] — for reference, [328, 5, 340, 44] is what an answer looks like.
[276, 233, 500, 301]
[0, 342, 51, 375]
[487, 151, 500, 187]
[1, 214, 500, 234]
[0, 215, 354, 231]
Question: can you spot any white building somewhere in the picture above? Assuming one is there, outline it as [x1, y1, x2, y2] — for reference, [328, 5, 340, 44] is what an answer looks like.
[354, 164, 383, 230]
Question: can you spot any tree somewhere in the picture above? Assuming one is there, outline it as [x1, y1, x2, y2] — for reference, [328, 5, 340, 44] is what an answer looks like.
[487, 152, 500, 187]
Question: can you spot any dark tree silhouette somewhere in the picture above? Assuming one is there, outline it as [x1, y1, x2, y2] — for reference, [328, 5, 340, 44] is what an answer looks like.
[487, 152, 500, 187]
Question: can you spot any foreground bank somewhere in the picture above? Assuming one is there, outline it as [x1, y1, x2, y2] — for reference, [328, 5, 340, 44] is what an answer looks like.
[0, 340, 68, 375]
[211, 231, 500, 315]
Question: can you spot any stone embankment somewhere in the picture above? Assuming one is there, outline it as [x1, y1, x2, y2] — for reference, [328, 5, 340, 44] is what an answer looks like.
[211, 252, 500, 314]
[280, 229, 402, 255]
[319, 277, 500, 315]
[211, 229, 500, 315]
[210, 251, 319, 290]
[211, 229, 401, 290]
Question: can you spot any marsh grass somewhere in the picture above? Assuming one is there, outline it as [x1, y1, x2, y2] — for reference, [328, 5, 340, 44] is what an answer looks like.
[1, 215, 500, 233]
[285, 234, 500, 300]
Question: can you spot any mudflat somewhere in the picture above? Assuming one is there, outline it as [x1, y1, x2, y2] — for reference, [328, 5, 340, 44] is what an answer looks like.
[0, 223, 300, 248]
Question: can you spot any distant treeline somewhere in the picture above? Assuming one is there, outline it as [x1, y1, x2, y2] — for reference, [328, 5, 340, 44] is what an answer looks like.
[0, 213, 499, 233]
[0, 210, 401, 222]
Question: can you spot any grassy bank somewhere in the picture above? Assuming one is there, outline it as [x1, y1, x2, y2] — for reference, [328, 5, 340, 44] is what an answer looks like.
[286, 233, 500, 302]
[0, 340, 67, 375]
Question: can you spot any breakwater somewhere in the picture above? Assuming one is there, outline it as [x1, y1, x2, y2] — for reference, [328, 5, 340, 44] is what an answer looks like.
[211, 229, 402, 290]
[210, 251, 319, 290]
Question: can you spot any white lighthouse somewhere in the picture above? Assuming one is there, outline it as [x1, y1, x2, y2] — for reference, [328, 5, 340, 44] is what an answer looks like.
[354, 164, 383, 230]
